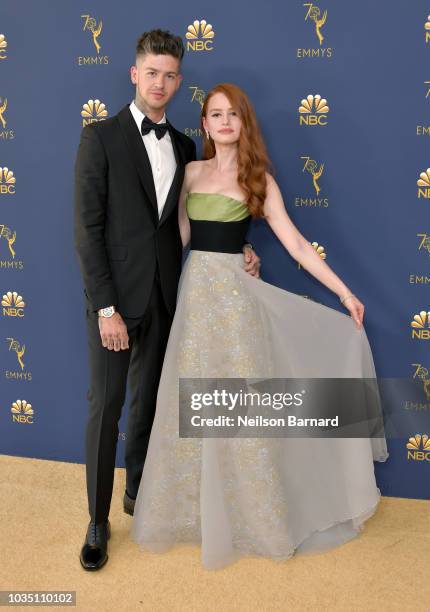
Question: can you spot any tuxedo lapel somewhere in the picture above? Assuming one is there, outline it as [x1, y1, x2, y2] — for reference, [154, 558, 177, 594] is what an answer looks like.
[158, 122, 186, 227]
[117, 105, 158, 214]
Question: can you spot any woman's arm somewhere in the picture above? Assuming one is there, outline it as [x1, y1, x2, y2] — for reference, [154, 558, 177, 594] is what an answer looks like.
[178, 164, 192, 249]
[263, 174, 364, 326]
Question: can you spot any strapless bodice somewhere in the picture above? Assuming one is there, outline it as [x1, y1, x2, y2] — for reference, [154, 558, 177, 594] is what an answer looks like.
[186, 192, 250, 222]
[186, 192, 251, 254]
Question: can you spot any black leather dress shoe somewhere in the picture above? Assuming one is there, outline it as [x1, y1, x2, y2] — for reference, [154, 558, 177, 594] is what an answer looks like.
[79, 519, 111, 571]
[123, 491, 135, 516]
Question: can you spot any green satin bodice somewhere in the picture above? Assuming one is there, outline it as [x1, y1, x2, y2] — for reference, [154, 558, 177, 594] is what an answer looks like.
[186, 192, 250, 222]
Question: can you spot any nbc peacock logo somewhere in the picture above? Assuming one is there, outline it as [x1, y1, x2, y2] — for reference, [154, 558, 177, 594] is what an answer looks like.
[81, 99, 108, 126]
[11, 399, 34, 424]
[0, 34, 7, 60]
[1, 291, 25, 317]
[417, 168, 430, 198]
[406, 433, 430, 461]
[298, 242, 326, 269]
[299, 94, 329, 126]
[185, 19, 215, 52]
[0, 167, 16, 195]
[410, 310, 430, 339]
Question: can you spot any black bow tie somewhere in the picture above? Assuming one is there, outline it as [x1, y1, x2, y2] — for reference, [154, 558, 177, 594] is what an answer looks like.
[141, 116, 170, 140]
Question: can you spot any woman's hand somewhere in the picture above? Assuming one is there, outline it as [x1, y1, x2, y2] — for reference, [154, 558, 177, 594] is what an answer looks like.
[342, 295, 364, 328]
[243, 245, 261, 278]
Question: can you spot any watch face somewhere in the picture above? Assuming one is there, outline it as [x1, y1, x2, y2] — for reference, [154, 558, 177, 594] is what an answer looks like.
[102, 307, 114, 317]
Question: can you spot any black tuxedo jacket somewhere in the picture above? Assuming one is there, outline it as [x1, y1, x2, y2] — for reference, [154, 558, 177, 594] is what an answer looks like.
[74, 104, 196, 318]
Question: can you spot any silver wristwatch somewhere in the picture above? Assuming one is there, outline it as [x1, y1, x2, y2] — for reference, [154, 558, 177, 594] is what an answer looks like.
[98, 305, 116, 318]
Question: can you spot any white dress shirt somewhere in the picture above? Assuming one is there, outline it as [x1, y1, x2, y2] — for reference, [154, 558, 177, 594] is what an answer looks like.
[129, 100, 177, 218]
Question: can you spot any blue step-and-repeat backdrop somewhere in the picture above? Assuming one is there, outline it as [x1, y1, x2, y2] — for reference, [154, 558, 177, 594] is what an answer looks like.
[1, 1, 429, 500]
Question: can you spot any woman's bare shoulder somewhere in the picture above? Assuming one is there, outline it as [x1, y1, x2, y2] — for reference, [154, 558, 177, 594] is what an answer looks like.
[185, 160, 209, 186]
[265, 171, 277, 188]
[185, 159, 207, 174]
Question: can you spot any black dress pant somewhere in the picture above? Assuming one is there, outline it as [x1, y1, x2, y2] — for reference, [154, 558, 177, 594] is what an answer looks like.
[84, 274, 173, 523]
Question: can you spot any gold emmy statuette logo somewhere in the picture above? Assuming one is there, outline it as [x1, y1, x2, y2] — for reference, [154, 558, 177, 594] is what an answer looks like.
[5, 336, 31, 381]
[0, 97, 8, 129]
[406, 433, 430, 461]
[417, 168, 430, 198]
[81, 15, 103, 54]
[302, 156, 324, 195]
[304, 3, 327, 45]
[1, 291, 25, 317]
[295, 157, 329, 208]
[410, 310, 430, 339]
[189, 86, 206, 108]
[185, 87, 206, 138]
[299, 94, 329, 126]
[6, 337, 25, 370]
[298, 242, 326, 269]
[186, 19, 215, 52]
[0, 225, 16, 258]
[81, 99, 108, 126]
[0, 34, 7, 59]
[417, 233, 430, 255]
[0, 98, 13, 139]
[0, 167, 16, 194]
[425, 15, 430, 44]
[11, 399, 33, 424]
[412, 363, 430, 400]
[0, 223, 21, 269]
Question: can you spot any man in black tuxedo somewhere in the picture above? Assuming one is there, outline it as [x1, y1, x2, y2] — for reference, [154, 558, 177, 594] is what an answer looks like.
[74, 29, 260, 571]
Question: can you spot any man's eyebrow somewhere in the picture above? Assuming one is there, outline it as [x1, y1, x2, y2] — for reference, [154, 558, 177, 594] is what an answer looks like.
[145, 67, 178, 75]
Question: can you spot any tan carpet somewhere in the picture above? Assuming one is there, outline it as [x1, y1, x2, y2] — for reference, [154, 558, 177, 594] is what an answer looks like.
[0, 454, 429, 611]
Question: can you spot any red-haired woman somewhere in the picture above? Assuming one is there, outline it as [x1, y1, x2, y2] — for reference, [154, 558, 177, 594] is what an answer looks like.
[131, 84, 389, 569]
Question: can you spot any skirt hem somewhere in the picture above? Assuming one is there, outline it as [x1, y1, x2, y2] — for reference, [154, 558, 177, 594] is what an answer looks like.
[131, 490, 382, 570]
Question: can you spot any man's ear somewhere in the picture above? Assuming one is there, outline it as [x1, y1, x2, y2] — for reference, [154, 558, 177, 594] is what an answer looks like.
[176, 73, 183, 90]
[130, 65, 137, 85]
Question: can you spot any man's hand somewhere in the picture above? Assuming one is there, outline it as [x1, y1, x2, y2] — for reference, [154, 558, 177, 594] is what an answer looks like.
[243, 245, 261, 278]
[98, 312, 129, 351]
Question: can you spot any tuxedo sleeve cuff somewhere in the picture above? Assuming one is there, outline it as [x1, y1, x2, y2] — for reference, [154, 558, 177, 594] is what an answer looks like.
[85, 287, 118, 313]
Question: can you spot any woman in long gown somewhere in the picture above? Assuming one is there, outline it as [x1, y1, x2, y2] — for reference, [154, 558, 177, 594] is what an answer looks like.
[130, 83, 389, 570]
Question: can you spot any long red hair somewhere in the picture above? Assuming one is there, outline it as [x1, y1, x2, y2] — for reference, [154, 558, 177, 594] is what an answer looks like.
[200, 83, 272, 218]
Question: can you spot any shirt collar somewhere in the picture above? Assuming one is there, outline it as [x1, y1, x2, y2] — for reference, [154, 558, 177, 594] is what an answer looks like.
[129, 100, 167, 126]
